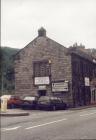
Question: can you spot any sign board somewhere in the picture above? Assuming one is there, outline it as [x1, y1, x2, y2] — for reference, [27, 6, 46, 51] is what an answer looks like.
[38, 85, 46, 90]
[85, 77, 90, 86]
[52, 81, 68, 92]
[34, 77, 50, 85]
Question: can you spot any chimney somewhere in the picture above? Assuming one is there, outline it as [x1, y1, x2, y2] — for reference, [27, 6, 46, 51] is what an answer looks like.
[38, 27, 46, 37]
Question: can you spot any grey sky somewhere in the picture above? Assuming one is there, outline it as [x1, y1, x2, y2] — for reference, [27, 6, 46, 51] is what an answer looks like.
[1, 0, 96, 49]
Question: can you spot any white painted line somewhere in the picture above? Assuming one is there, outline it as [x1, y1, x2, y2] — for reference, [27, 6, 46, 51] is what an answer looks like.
[1, 126, 21, 132]
[25, 118, 67, 130]
[80, 112, 96, 117]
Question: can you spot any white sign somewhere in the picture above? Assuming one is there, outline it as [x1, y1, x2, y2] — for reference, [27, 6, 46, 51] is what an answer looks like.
[85, 77, 90, 86]
[38, 85, 46, 90]
[34, 77, 50, 85]
[52, 81, 68, 92]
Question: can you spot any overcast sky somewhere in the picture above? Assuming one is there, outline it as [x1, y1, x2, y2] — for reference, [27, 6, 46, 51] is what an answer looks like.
[1, 0, 96, 49]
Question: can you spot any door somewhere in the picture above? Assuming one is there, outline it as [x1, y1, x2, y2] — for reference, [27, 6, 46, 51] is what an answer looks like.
[38, 90, 46, 97]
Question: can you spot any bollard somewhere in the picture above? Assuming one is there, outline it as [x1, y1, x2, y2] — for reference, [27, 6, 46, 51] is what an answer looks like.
[1, 98, 7, 112]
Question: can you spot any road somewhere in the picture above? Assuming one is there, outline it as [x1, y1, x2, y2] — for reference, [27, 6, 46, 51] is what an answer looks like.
[1, 107, 96, 140]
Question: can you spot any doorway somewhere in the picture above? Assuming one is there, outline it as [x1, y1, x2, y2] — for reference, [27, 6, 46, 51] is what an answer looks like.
[38, 90, 46, 97]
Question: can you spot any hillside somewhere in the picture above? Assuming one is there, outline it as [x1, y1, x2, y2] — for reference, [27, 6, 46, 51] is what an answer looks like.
[0, 47, 19, 95]
[2, 47, 19, 70]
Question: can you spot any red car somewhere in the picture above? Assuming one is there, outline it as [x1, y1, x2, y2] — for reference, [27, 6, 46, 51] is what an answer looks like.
[7, 95, 22, 109]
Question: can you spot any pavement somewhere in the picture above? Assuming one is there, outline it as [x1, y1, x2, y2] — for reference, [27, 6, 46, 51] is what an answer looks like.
[0, 104, 96, 117]
[0, 109, 29, 117]
[69, 104, 96, 110]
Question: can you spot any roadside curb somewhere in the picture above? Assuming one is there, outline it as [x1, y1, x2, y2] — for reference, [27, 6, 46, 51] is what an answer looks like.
[69, 105, 96, 111]
[0, 112, 29, 117]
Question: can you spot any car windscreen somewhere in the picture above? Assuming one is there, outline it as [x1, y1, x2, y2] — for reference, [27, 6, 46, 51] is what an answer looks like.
[23, 97, 35, 101]
[38, 96, 50, 101]
[50, 97, 58, 100]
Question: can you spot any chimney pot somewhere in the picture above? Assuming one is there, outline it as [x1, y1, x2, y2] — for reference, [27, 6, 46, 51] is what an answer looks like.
[38, 27, 46, 37]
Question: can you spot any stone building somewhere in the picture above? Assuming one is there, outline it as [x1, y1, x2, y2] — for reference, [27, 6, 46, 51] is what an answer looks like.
[68, 46, 96, 106]
[14, 27, 96, 107]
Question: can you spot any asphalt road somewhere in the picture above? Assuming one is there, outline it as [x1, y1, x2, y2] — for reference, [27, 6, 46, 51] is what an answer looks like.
[1, 107, 96, 140]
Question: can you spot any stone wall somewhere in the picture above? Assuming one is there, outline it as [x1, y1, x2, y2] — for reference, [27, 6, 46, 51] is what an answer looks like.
[14, 35, 73, 105]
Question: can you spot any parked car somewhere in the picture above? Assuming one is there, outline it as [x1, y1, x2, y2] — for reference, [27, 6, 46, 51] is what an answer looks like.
[21, 96, 38, 110]
[0, 95, 22, 109]
[7, 95, 22, 109]
[37, 96, 67, 111]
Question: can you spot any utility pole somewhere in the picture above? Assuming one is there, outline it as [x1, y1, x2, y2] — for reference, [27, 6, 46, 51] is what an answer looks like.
[1, 72, 4, 95]
[0, 47, 3, 95]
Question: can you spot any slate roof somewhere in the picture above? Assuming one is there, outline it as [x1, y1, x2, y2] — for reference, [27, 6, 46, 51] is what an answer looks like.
[68, 46, 96, 64]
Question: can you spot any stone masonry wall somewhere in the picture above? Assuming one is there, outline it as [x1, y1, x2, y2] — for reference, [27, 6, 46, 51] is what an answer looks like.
[14, 36, 73, 105]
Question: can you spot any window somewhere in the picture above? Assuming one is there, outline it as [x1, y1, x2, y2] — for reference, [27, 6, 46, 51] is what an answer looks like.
[91, 89, 96, 103]
[33, 61, 51, 77]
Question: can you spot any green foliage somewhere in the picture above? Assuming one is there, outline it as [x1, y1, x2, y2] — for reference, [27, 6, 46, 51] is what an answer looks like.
[2, 47, 19, 69]
[0, 47, 19, 95]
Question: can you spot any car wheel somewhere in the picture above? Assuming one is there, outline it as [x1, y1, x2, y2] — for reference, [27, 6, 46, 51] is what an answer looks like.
[52, 105, 56, 111]
[63, 104, 67, 110]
